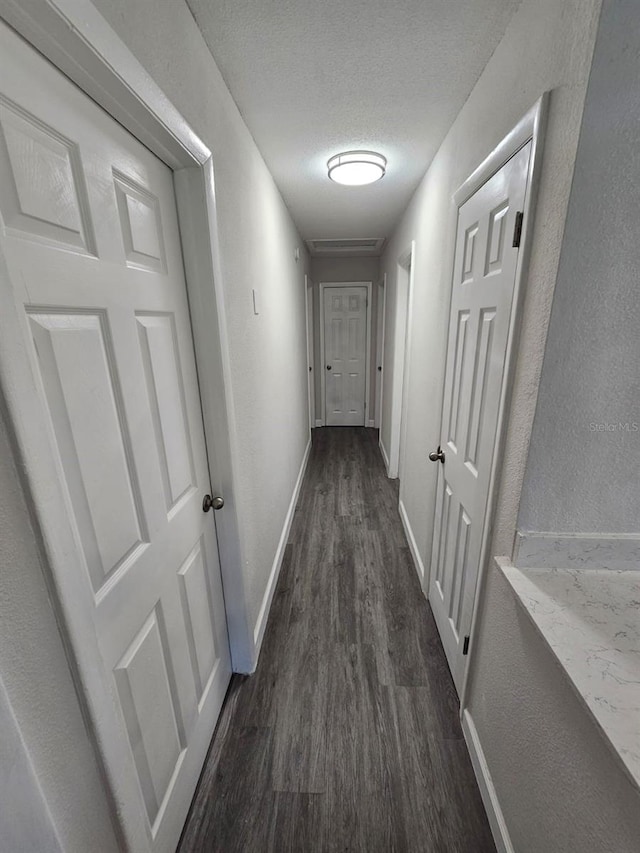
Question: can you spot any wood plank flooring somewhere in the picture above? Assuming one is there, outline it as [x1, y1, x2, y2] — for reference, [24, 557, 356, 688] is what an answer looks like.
[179, 428, 496, 853]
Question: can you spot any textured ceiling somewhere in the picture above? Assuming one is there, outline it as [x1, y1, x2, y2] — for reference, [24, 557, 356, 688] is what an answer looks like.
[186, 0, 521, 246]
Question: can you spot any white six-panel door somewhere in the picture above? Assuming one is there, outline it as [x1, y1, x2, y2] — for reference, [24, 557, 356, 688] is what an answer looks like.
[428, 143, 532, 692]
[323, 285, 368, 426]
[0, 22, 231, 853]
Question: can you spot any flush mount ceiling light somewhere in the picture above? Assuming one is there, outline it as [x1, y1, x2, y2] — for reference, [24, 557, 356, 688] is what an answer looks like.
[327, 150, 386, 186]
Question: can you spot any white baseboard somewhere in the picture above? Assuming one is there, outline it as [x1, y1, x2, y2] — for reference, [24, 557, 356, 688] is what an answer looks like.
[379, 436, 390, 474]
[367, 419, 375, 428]
[253, 438, 312, 656]
[314, 418, 323, 428]
[461, 709, 514, 853]
[398, 498, 426, 585]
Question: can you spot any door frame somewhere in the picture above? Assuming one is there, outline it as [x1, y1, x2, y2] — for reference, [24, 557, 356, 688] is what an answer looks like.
[304, 274, 315, 431]
[386, 245, 415, 479]
[0, 0, 253, 847]
[437, 95, 549, 710]
[375, 275, 386, 428]
[318, 281, 373, 427]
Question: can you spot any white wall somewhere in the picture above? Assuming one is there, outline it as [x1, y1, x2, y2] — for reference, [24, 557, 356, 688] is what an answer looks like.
[90, 0, 311, 653]
[0, 0, 311, 847]
[518, 0, 640, 535]
[376, 0, 640, 847]
[310, 256, 380, 422]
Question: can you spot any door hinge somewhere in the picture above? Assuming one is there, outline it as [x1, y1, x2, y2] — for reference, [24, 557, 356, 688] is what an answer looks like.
[512, 211, 524, 248]
[462, 635, 470, 656]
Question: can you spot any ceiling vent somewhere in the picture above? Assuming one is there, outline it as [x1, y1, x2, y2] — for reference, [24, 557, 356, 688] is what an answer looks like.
[306, 237, 385, 257]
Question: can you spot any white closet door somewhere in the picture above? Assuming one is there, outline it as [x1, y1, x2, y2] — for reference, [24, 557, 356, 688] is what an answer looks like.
[0, 22, 231, 853]
[428, 143, 531, 692]
[324, 285, 368, 426]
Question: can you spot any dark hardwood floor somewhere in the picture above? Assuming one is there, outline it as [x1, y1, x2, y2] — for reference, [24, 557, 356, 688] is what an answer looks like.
[179, 427, 496, 853]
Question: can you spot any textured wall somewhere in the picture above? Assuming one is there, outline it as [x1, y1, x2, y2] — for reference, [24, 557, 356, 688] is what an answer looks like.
[310, 256, 381, 422]
[90, 0, 311, 639]
[0, 408, 120, 852]
[0, 675, 63, 853]
[518, 0, 640, 534]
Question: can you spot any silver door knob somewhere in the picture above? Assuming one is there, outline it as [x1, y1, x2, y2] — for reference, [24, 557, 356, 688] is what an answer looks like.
[203, 494, 224, 512]
[428, 446, 445, 464]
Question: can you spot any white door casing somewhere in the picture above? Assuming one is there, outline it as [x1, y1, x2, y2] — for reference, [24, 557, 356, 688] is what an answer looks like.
[0, 22, 231, 853]
[320, 282, 371, 427]
[305, 275, 315, 429]
[387, 249, 414, 480]
[375, 277, 386, 428]
[428, 142, 532, 692]
[397, 248, 416, 484]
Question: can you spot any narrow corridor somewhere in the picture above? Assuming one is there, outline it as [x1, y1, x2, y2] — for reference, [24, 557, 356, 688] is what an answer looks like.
[179, 428, 496, 852]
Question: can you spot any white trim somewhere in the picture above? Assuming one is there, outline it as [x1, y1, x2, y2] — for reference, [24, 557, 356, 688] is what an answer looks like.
[314, 419, 323, 428]
[304, 275, 315, 432]
[379, 435, 391, 475]
[459, 94, 549, 709]
[253, 438, 312, 656]
[388, 246, 415, 478]
[375, 275, 386, 429]
[0, 0, 209, 169]
[319, 281, 373, 427]
[398, 499, 425, 585]
[174, 166, 252, 672]
[461, 710, 514, 853]
[398, 242, 416, 483]
[367, 419, 375, 428]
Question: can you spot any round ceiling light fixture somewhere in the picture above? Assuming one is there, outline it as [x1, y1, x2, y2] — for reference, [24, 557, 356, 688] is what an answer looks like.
[327, 150, 387, 186]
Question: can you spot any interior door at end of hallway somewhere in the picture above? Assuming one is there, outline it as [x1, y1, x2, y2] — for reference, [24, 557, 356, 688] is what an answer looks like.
[428, 141, 532, 692]
[323, 285, 368, 426]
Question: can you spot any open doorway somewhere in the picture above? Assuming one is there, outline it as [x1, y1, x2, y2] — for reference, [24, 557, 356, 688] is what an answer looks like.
[384, 245, 415, 479]
[305, 275, 315, 430]
[375, 275, 386, 428]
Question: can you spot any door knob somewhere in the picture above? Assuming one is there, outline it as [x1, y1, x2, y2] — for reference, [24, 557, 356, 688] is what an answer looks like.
[428, 446, 445, 464]
[203, 494, 224, 512]
[326, 365, 332, 370]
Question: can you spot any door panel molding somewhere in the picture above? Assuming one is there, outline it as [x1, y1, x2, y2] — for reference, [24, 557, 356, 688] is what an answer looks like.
[0, 0, 252, 661]
[318, 281, 372, 427]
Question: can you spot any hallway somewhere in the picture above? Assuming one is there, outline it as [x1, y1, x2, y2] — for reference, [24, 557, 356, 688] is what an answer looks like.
[179, 428, 495, 852]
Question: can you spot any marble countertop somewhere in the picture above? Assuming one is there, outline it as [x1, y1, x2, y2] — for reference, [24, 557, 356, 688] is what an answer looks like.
[500, 560, 640, 790]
